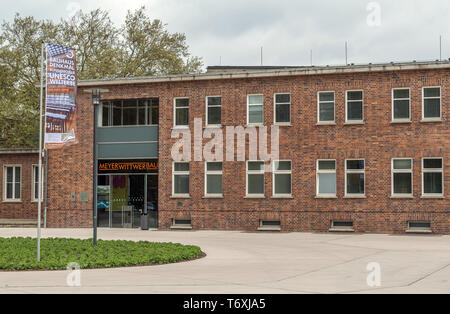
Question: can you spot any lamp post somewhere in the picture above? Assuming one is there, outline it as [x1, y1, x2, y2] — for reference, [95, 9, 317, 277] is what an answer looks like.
[84, 88, 109, 246]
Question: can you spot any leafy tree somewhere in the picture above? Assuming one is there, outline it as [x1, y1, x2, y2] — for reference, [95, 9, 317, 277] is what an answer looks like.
[0, 7, 203, 148]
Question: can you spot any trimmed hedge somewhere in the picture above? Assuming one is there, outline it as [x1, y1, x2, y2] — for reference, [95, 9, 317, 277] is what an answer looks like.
[0, 237, 203, 271]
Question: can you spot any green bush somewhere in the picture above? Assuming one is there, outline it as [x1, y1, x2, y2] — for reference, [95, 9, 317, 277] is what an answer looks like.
[0, 238, 203, 271]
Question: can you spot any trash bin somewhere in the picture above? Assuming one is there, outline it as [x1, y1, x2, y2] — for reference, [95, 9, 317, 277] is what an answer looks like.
[141, 207, 149, 230]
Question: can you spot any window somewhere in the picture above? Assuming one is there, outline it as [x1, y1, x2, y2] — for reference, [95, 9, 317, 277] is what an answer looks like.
[423, 87, 441, 120]
[331, 221, 354, 231]
[422, 158, 443, 196]
[318, 92, 335, 123]
[273, 161, 292, 196]
[247, 95, 264, 125]
[3, 166, 21, 201]
[32, 165, 43, 202]
[174, 98, 189, 127]
[205, 162, 223, 196]
[247, 161, 265, 196]
[259, 220, 281, 231]
[408, 221, 431, 232]
[317, 160, 336, 196]
[345, 160, 365, 196]
[206, 96, 222, 126]
[173, 162, 190, 196]
[274, 94, 291, 124]
[346, 90, 364, 122]
[392, 88, 411, 121]
[101, 99, 159, 127]
[392, 159, 413, 197]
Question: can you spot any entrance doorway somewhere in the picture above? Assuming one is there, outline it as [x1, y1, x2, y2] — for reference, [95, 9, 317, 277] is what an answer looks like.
[97, 174, 158, 229]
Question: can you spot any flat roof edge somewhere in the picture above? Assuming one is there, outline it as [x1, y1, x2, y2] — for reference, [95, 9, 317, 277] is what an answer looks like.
[78, 62, 450, 87]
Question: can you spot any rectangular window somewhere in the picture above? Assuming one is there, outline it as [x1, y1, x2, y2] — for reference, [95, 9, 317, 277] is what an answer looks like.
[4, 166, 21, 201]
[32, 165, 42, 202]
[423, 87, 441, 120]
[422, 158, 443, 196]
[206, 96, 222, 126]
[247, 161, 265, 196]
[173, 162, 190, 196]
[174, 98, 189, 127]
[205, 162, 223, 196]
[274, 94, 291, 124]
[102, 99, 159, 127]
[345, 159, 365, 196]
[318, 92, 335, 123]
[392, 159, 413, 196]
[392, 88, 411, 121]
[273, 160, 292, 196]
[346, 90, 364, 122]
[317, 160, 336, 196]
[247, 95, 264, 125]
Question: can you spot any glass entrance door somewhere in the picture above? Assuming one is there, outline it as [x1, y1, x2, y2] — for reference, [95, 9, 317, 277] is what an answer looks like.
[97, 174, 158, 229]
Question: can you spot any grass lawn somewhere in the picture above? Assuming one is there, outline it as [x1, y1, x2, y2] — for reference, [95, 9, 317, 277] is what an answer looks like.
[0, 237, 203, 271]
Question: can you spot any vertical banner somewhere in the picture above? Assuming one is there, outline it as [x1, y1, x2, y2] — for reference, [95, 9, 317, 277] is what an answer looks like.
[44, 43, 78, 149]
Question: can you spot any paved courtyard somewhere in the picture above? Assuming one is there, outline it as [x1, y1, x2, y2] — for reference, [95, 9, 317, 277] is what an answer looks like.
[0, 228, 449, 294]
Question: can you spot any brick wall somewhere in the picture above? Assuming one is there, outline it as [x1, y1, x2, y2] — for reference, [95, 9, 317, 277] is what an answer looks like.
[0, 153, 40, 220]
[46, 67, 449, 233]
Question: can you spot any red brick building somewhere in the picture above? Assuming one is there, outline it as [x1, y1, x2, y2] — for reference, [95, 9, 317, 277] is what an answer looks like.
[1, 61, 449, 233]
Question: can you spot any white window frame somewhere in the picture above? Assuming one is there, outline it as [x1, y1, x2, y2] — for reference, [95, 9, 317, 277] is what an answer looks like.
[422, 158, 444, 197]
[206, 96, 222, 127]
[272, 160, 292, 197]
[172, 162, 190, 197]
[173, 97, 190, 128]
[422, 86, 442, 121]
[3, 165, 22, 202]
[31, 165, 44, 203]
[274, 93, 291, 125]
[317, 91, 335, 124]
[391, 158, 413, 198]
[246, 161, 265, 197]
[316, 159, 337, 197]
[392, 88, 411, 123]
[247, 94, 264, 126]
[345, 159, 366, 197]
[204, 162, 223, 197]
[345, 90, 364, 124]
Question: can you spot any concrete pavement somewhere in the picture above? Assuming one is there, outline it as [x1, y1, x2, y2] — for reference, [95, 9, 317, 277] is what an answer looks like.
[0, 228, 449, 294]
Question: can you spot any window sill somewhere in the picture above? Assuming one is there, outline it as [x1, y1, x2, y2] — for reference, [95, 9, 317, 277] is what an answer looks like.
[2, 200, 22, 203]
[274, 123, 292, 127]
[343, 195, 367, 199]
[170, 195, 191, 199]
[271, 195, 294, 199]
[391, 120, 412, 124]
[329, 228, 355, 233]
[258, 226, 282, 232]
[244, 195, 266, 199]
[246, 124, 264, 127]
[406, 229, 432, 234]
[390, 195, 414, 199]
[315, 195, 337, 199]
[172, 126, 190, 130]
[316, 122, 336, 126]
[204, 125, 222, 129]
[421, 195, 444, 199]
[344, 121, 364, 125]
[420, 119, 442, 123]
[203, 195, 224, 199]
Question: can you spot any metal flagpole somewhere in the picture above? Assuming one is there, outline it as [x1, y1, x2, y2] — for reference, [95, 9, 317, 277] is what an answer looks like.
[37, 41, 45, 262]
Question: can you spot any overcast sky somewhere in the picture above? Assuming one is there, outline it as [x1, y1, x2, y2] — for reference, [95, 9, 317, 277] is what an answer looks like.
[2, 0, 450, 68]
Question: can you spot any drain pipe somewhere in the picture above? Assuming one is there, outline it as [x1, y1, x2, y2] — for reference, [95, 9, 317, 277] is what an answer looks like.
[44, 149, 48, 228]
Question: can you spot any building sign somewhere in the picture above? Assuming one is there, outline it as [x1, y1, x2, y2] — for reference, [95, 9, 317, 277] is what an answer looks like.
[98, 159, 158, 174]
[44, 43, 78, 149]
